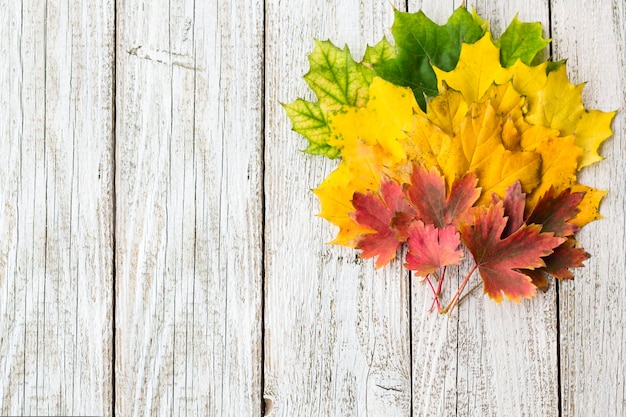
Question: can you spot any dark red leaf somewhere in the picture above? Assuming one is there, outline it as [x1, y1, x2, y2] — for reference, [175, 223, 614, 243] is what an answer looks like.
[460, 202, 564, 302]
[405, 164, 480, 228]
[492, 181, 526, 237]
[542, 237, 590, 280]
[526, 187, 585, 237]
[522, 269, 550, 292]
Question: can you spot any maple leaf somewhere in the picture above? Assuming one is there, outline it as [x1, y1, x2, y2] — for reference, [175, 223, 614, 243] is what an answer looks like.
[438, 100, 542, 203]
[496, 15, 551, 67]
[284, 40, 374, 158]
[525, 65, 615, 169]
[304, 40, 373, 109]
[313, 143, 390, 246]
[522, 187, 590, 282]
[491, 183, 589, 290]
[404, 164, 480, 229]
[540, 238, 590, 280]
[405, 223, 463, 276]
[460, 201, 564, 302]
[526, 187, 585, 237]
[570, 184, 606, 227]
[526, 65, 584, 135]
[521, 238, 590, 285]
[351, 179, 413, 268]
[425, 83, 468, 135]
[494, 183, 589, 286]
[492, 181, 526, 237]
[574, 110, 617, 168]
[433, 35, 512, 103]
[282, 99, 339, 158]
[524, 135, 582, 208]
[327, 77, 419, 161]
[373, 7, 486, 109]
[363, 37, 396, 66]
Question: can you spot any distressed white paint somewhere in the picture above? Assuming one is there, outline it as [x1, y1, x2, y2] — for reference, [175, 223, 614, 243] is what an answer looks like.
[551, 1, 626, 416]
[115, 0, 264, 416]
[0, 0, 114, 415]
[0, 0, 624, 416]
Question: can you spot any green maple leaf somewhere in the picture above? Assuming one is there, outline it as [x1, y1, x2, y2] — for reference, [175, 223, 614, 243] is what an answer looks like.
[363, 37, 396, 66]
[547, 59, 566, 73]
[497, 15, 551, 67]
[282, 99, 340, 158]
[284, 40, 373, 158]
[304, 40, 373, 108]
[373, 7, 486, 109]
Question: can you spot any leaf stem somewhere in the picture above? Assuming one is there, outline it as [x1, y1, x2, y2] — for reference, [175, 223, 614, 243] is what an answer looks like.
[440, 263, 478, 315]
[436, 266, 447, 296]
[428, 266, 447, 312]
[425, 275, 442, 312]
[456, 281, 483, 306]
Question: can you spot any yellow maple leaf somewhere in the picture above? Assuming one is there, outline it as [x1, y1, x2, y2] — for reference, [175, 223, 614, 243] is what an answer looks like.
[451, 102, 541, 202]
[314, 145, 381, 246]
[570, 184, 606, 227]
[574, 110, 617, 168]
[433, 35, 512, 103]
[526, 136, 581, 208]
[479, 81, 526, 118]
[327, 77, 419, 161]
[524, 66, 615, 169]
[425, 84, 468, 135]
[314, 139, 409, 246]
[526, 66, 584, 135]
[509, 60, 548, 101]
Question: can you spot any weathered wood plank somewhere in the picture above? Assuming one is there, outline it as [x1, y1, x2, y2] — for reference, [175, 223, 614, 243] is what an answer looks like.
[407, 1, 558, 416]
[264, 1, 411, 416]
[115, 0, 264, 415]
[0, 0, 114, 415]
[551, 1, 626, 416]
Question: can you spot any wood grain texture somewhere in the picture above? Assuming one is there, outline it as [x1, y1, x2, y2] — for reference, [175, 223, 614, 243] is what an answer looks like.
[115, 0, 264, 415]
[407, 1, 558, 416]
[551, 1, 626, 416]
[264, 1, 411, 416]
[0, 1, 624, 416]
[0, 0, 114, 415]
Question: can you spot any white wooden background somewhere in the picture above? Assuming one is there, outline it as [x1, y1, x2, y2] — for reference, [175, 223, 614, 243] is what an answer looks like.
[0, 0, 623, 416]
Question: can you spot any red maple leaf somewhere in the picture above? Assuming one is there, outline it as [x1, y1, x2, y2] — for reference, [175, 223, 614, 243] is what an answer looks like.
[351, 178, 411, 268]
[492, 181, 526, 237]
[543, 238, 590, 279]
[404, 222, 463, 276]
[460, 202, 564, 302]
[518, 187, 589, 285]
[523, 269, 550, 292]
[399, 164, 480, 233]
[526, 187, 585, 237]
[522, 237, 590, 285]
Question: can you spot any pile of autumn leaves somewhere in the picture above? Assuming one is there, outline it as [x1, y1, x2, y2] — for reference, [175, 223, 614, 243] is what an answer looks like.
[285, 8, 615, 311]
